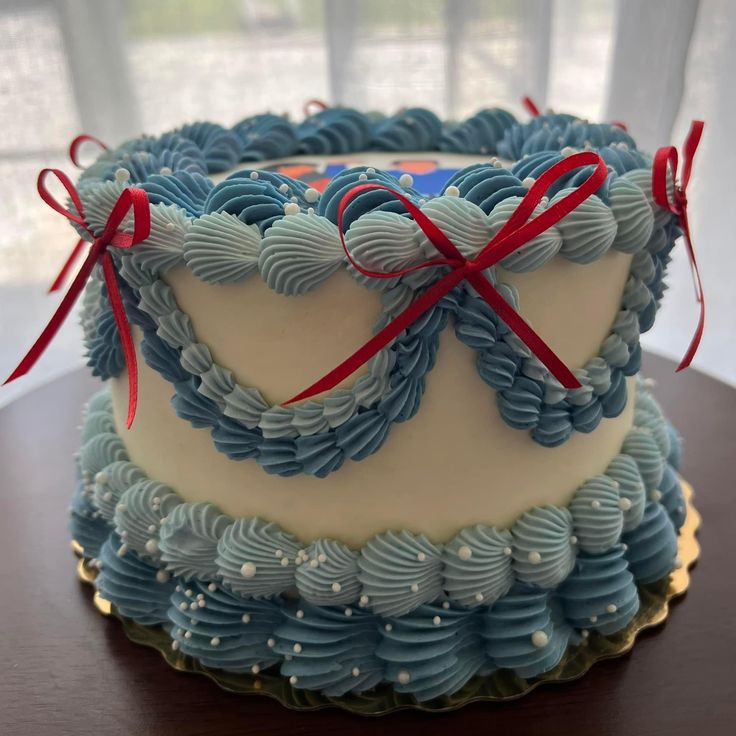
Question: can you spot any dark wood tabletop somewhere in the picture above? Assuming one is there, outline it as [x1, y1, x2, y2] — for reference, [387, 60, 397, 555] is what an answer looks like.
[1, 353, 734, 735]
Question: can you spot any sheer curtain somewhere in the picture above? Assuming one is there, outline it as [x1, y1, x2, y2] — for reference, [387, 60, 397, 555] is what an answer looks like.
[0, 0, 731, 407]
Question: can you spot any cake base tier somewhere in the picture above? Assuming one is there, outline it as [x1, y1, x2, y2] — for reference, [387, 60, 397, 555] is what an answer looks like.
[73, 480, 700, 715]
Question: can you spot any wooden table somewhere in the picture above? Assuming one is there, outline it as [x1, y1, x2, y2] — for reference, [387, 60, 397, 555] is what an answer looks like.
[1, 354, 734, 735]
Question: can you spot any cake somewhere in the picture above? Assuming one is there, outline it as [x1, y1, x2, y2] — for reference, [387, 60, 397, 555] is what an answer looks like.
[30, 103, 698, 703]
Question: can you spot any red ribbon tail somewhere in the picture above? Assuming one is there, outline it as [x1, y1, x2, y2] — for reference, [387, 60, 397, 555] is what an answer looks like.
[101, 252, 138, 428]
[48, 237, 86, 293]
[522, 95, 541, 117]
[284, 270, 465, 405]
[4, 242, 102, 386]
[468, 274, 581, 389]
[675, 210, 705, 372]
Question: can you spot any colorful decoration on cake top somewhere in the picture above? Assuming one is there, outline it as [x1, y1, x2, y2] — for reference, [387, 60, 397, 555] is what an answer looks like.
[9, 103, 702, 478]
[72, 378, 685, 700]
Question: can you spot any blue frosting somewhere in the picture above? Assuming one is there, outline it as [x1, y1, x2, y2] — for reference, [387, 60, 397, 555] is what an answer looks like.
[141, 171, 214, 217]
[69, 479, 110, 559]
[482, 584, 571, 678]
[557, 544, 640, 635]
[275, 602, 384, 696]
[297, 107, 373, 154]
[318, 165, 417, 228]
[371, 108, 443, 151]
[96, 533, 175, 625]
[622, 502, 678, 584]
[377, 603, 486, 701]
[203, 175, 291, 233]
[84, 286, 125, 380]
[440, 108, 517, 154]
[659, 464, 687, 530]
[175, 122, 242, 173]
[231, 114, 300, 161]
[168, 581, 282, 672]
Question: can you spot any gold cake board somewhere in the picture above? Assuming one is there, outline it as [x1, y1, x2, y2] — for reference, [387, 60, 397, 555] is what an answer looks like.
[74, 480, 701, 715]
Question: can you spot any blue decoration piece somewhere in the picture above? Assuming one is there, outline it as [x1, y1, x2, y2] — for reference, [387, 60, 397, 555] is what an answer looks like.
[232, 114, 300, 161]
[298, 107, 373, 154]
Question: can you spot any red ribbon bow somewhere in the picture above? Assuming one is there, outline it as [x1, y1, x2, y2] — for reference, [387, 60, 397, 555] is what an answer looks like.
[4, 169, 151, 428]
[286, 151, 610, 405]
[652, 120, 705, 371]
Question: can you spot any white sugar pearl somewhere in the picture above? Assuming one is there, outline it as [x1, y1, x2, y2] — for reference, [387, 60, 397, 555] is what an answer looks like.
[442, 601, 450, 610]
[249, 171, 259, 180]
[251, 664, 260, 674]
[318, 553, 327, 563]
[522, 177, 536, 189]
[293, 643, 302, 654]
[410, 583, 419, 593]
[283, 202, 300, 215]
[445, 185, 460, 197]
[197, 594, 205, 602]
[432, 616, 441, 626]
[358, 173, 368, 181]
[674, 557, 684, 569]
[171, 640, 180, 651]
[296, 609, 304, 619]
[570, 536, 578, 545]
[208, 582, 217, 592]
[399, 173, 414, 187]
[384, 623, 393, 632]
[331, 582, 342, 593]
[304, 187, 320, 203]
[359, 595, 369, 606]
[184, 631, 192, 639]
[416, 552, 426, 562]
[398, 670, 411, 685]
[528, 551, 542, 565]
[531, 630, 549, 648]
[159, 166, 172, 176]
[178, 602, 188, 611]
[651, 490, 663, 502]
[474, 592, 484, 603]
[267, 638, 276, 648]
[241, 614, 251, 624]
[147, 524, 157, 534]
[210, 637, 220, 647]
[289, 675, 298, 685]
[280, 557, 289, 567]
[144, 539, 159, 554]
[606, 603, 618, 614]
[581, 629, 590, 639]
[278, 183, 289, 193]
[591, 500, 601, 510]
[457, 545, 472, 561]
[274, 549, 283, 558]
[366, 167, 376, 174]
[117, 544, 128, 557]
[619, 497, 632, 511]
[309, 559, 319, 569]
[344, 607, 353, 617]
[156, 570, 170, 583]
[561, 146, 577, 157]
[241, 562, 257, 578]
[185, 589, 193, 598]
[503, 547, 513, 556]
[114, 168, 130, 183]
[95, 471, 108, 484]
[352, 667, 360, 677]
[590, 615, 598, 623]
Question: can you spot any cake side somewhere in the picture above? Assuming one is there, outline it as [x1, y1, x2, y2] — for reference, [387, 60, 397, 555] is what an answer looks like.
[65, 104, 688, 701]
[108, 250, 637, 543]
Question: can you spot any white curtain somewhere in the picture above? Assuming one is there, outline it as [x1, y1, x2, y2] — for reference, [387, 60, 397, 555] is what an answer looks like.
[0, 0, 731, 406]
